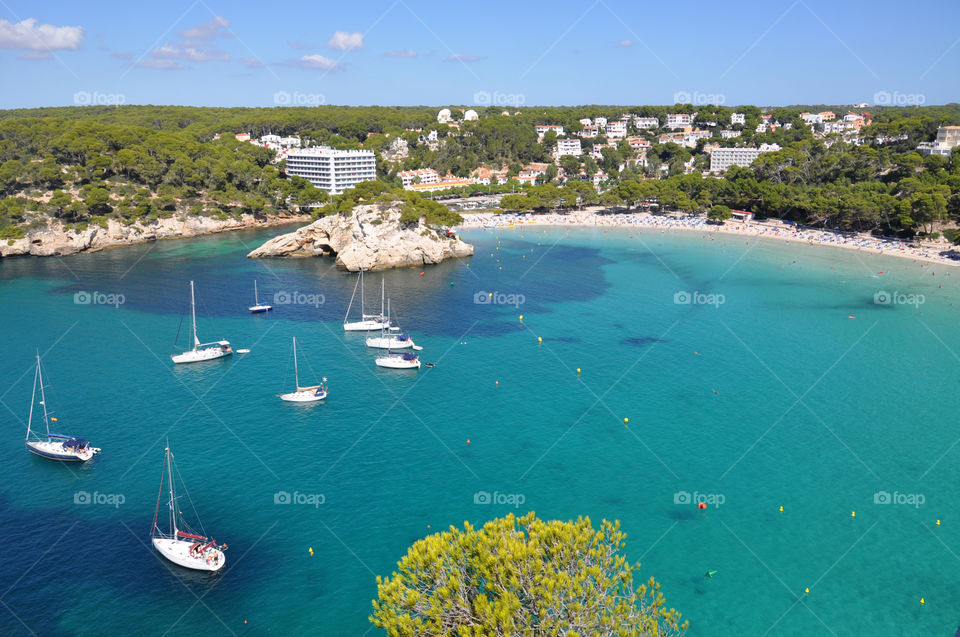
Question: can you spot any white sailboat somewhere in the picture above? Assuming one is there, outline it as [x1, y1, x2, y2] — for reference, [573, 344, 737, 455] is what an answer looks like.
[25, 353, 100, 461]
[343, 270, 390, 332]
[151, 443, 227, 572]
[248, 280, 272, 314]
[365, 299, 422, 350]
[374, 318, 421, 369]
[171, 281, 233, 364]
[279, 337, 328, 402]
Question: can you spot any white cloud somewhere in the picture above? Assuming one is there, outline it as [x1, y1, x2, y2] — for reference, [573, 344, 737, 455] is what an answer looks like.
[384, 49, 417, 58]
[137, 59, 185, 70]
[179, 16, 230, 42]
[136, 43, 229, 68]
[299, 54, 339, 70]
[445, 54, 484, 63]
[0, 18, 83, 51]
[617, 40, 633, 47]
[327, 31, 363, 51]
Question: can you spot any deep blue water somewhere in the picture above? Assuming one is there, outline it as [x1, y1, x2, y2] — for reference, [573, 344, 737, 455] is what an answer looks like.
[2, 225, 960, 636]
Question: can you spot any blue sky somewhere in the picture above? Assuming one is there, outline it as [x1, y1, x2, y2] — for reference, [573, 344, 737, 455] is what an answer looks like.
[1, 0, 958, 108]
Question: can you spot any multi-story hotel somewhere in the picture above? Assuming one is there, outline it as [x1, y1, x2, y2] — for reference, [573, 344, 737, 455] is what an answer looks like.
[709, 144, 780, 172]
[284, 147, 377, 194]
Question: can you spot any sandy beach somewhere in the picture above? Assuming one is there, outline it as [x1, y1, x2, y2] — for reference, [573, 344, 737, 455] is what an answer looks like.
[457, 210, 960, 268]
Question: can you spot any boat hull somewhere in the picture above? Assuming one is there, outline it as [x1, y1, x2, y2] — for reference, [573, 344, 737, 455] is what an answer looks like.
[344, 318, 390, 332]
[249, 305, 272, 313]
[375, 357, 421, 369]
[172, 346, 233, 364]
[153, 538, 225, 572]
[365, 337, 414, 349]
[280, 389, 328, 402]
[26, 440, 98, 461]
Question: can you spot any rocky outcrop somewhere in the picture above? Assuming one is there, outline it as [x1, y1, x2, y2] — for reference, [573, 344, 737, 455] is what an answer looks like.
[247, 204, 474, 271]
[0, 213, 309, 258]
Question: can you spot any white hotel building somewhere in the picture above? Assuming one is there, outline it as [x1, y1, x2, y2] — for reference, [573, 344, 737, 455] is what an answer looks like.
[284, 147, 377, 194]
[710, 144, 780, 172]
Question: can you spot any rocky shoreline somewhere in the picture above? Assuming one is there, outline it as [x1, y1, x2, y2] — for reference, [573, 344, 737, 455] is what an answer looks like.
[247, 204, 474, 271]
[0, 212, 310, 258]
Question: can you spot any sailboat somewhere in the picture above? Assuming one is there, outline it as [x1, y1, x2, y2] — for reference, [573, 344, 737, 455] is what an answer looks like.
[366, 299, 422, 350]
[171, 281, 233, 364]
[151, 443, 227, 572]
[248, 280, 272, 314]
[279, 337, 328, 402]
[374, 318, 421, 369]
[343, 270, 390, 332]
[25, 353, 100, 461]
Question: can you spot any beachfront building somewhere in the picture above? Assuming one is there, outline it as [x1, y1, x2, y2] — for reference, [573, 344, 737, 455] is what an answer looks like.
[634, 116, 659, 129]
[556, 138, 582, 157]
[709, 144, 780, 172]
[284, 147, 377, 195]
[397, 168, 439, 188]
[917, 125, 960, 157]
[720, 129, 741, 139]
[666, 114, 693, 130]
[730, 112, 745, 125]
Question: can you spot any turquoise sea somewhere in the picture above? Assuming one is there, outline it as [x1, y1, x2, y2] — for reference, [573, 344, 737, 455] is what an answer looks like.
[2, 224, 960, 636]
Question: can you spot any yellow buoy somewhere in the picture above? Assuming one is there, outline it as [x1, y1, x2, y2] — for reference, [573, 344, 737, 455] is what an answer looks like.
[623, 418, 629, 423]
[920, 597, 925, 605]
[804, 588, 809, 595]
[576, 368, 581, 374]
[537, 337, 542, 343]
[851, 511, 856, 518]
[779, 506, 783, 512]
[488, 292, 493, 299]
[519, 314, 523, 321]
[937, 519, 941, 526]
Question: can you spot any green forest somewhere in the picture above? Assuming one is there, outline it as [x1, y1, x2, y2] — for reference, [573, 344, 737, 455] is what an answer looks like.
[0, 103, 958, 242]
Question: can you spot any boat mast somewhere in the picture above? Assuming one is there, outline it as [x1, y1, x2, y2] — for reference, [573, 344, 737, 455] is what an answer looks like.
[37, 354, 50, 438]
[380, 279, 385, 320]
[189, 281, 200, 349]
[360, 269, 366, 318]
[344, 271, 361, 323]
[254, 280, 259, 305]
[293, 337, 301, 391]
[26, 353, 39, 441]
[167, 445, 177, 538]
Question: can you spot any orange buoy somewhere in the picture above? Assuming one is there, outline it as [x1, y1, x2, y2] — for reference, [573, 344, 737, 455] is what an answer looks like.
[698, 502, 707, 510]
[419, 271, 424, 276]
[466, 439, 471, 444]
